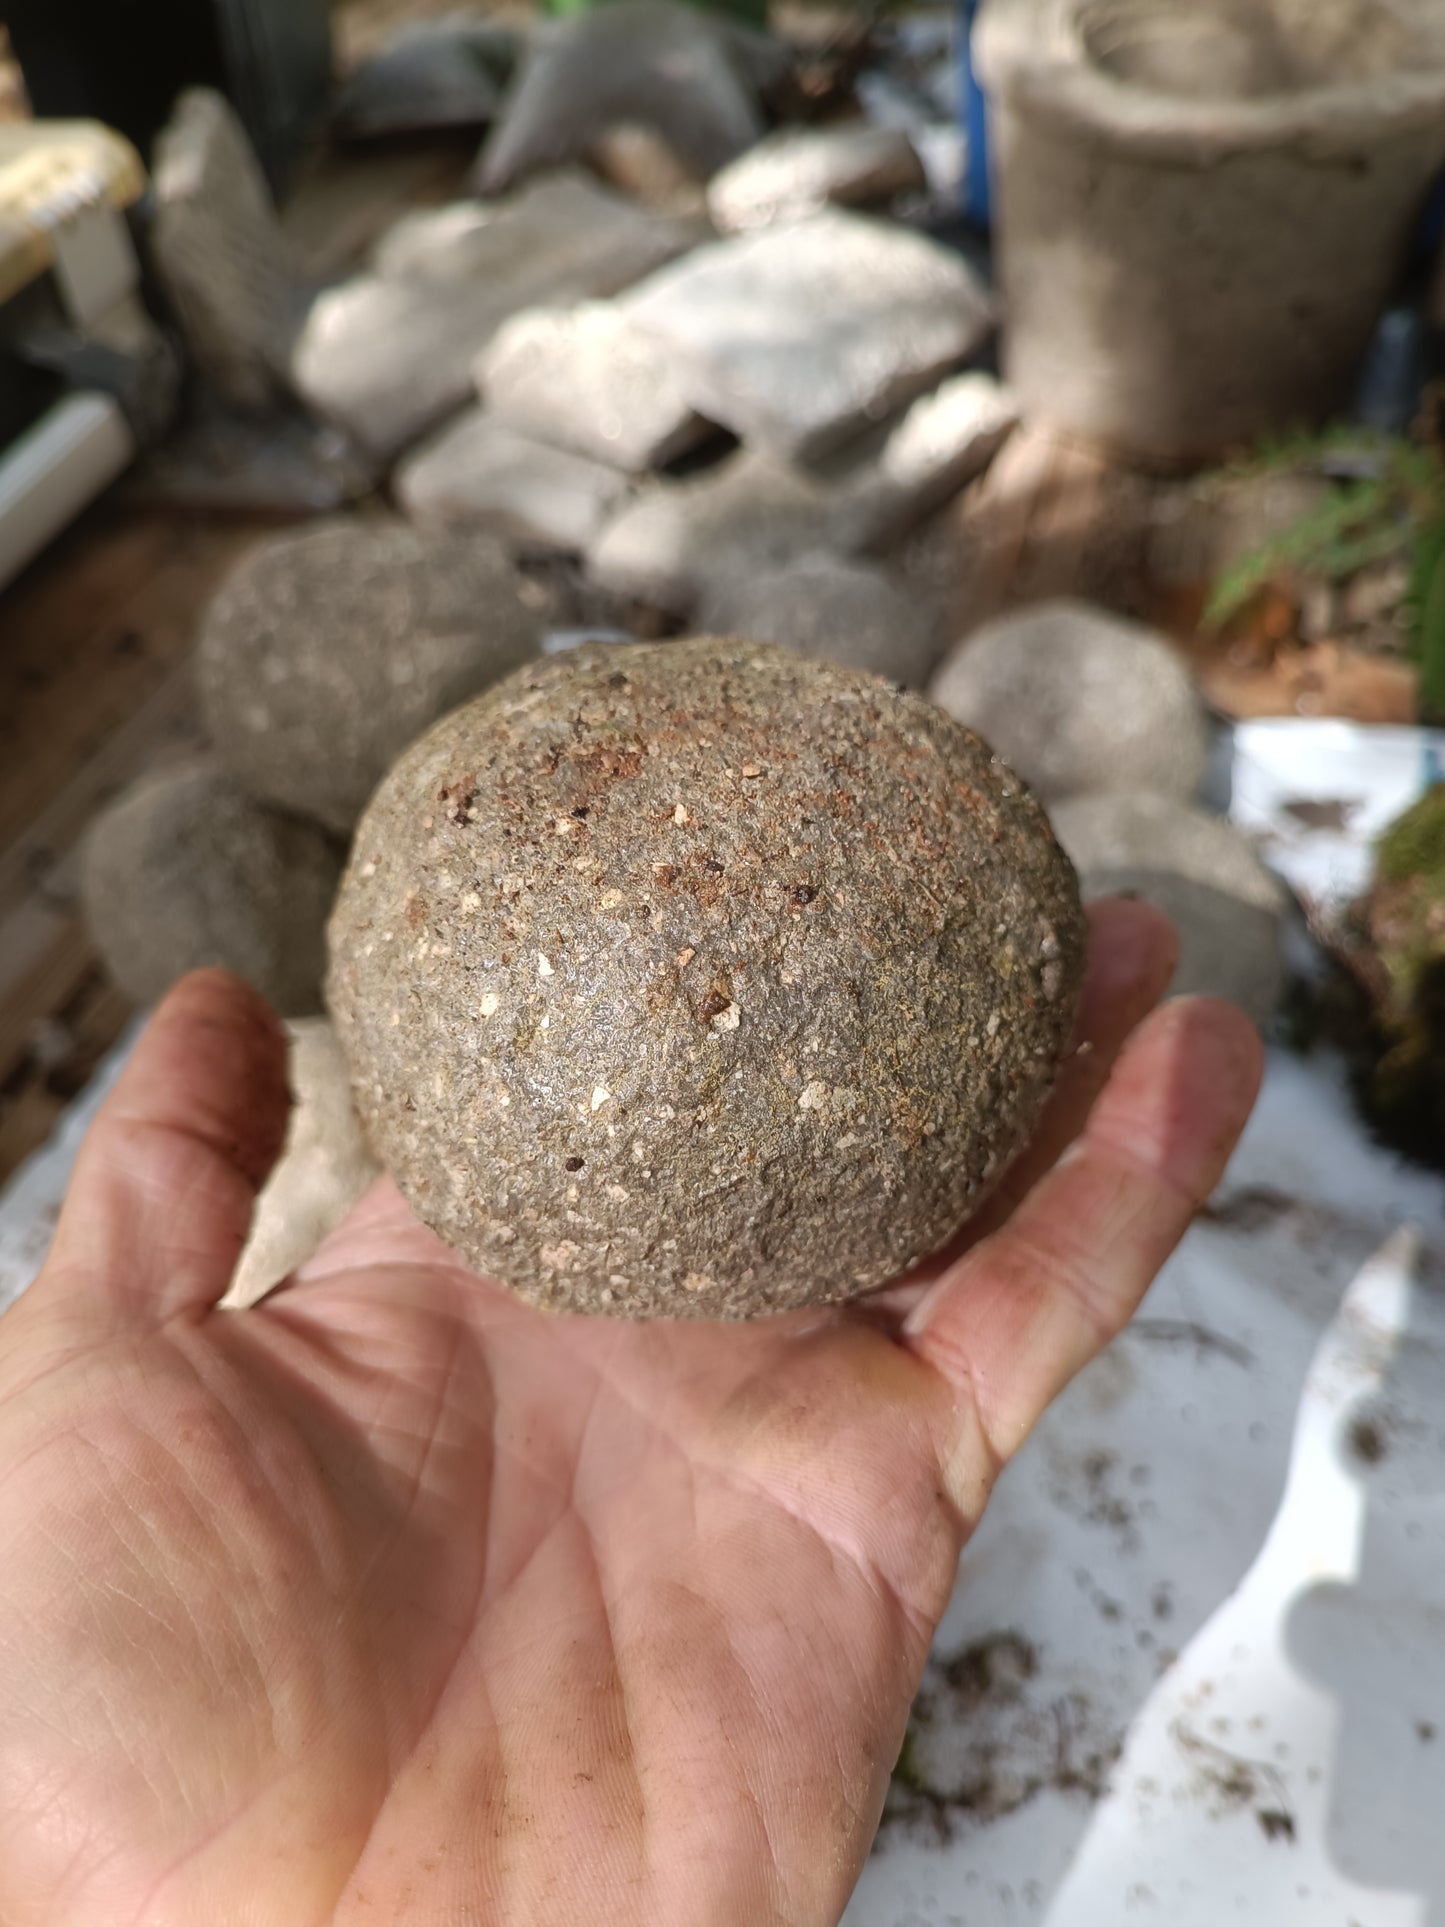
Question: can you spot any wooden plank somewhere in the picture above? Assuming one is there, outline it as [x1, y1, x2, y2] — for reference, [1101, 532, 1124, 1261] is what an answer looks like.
[0, 513, 258, 852]
[0, 654, 204, 924]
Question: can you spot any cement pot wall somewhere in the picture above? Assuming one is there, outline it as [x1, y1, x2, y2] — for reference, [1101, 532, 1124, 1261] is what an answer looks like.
[977, 0, 1445, 465]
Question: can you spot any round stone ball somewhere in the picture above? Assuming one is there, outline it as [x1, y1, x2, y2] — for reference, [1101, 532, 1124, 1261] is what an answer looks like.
[929, 599, 1210, 805]
[197, 518, 542, 836]
[1051, 790, 1286, 1027]
[82, 761, 343, 1015]
[328, 637, 1085, 1319]
[697, 555, 940, 686]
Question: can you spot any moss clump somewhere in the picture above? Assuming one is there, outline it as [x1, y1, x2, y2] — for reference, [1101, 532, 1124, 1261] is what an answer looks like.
[1375, 783, 1445, 887]
[1347, 786, 1445, 1166]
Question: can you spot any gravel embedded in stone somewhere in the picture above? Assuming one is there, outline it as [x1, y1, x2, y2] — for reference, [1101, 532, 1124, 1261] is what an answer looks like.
[327, 638, 1085, 1318]
[198, 519, 541, 835]
[82, 762, 342, 1015]
[291, 173, 698, 459]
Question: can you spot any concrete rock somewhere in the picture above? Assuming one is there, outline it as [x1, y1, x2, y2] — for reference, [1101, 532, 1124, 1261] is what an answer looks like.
[928, 600, 1210, 805]
[477, 302, 708, 472]
[1051, 790, 1287, 1025]
[397, 409, 633, 555]
[623, 208, 994, 460]
[333, 17, 519, 139]
[328, 638, 1085, 1318]
[224, 1019, 382, 1309]
[150, 89, 297, 411]
[81, 762, 342, 1016]
[699, 555, 937, 684]
[976, 0, 1445, 461]
[707, 122, 926, 232]
[475, 0, 790, 193]
[292, 172, 698, 459]
[588, 371, 1018, 613]
[198, 519, 541, 835]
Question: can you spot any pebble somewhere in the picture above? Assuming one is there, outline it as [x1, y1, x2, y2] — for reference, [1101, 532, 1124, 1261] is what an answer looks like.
[929, 599, 1210, 805]
[1051, 790, 1287, 1026]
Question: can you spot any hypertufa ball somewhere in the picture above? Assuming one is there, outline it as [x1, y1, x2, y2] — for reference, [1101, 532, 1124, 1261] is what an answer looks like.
[328, 638, 1085, 1318]
[197, 519, 542, 837]
[82, 761, 343, 1016]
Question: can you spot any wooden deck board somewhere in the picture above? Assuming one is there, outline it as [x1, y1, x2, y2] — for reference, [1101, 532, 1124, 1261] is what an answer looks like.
[0, 507, 267, 1182]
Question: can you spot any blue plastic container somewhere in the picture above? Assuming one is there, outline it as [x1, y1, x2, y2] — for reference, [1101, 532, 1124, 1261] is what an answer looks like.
[959, 0, 992, 226]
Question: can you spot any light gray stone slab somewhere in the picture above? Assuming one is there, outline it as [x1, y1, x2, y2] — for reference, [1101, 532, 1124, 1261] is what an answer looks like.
[292, 173, 699, 459]
[477, 302, 708, 472]
[588, 371, 1018, 612]
[474, 0, 789, 192]
[150, 89, 298, 411]
[707, 122, 926, 232]
[398, 407, 634, 555]
[623, 207, 994, 460]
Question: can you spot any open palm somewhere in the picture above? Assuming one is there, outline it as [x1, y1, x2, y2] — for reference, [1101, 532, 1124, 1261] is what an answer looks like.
[0, 902, 1260, 1927]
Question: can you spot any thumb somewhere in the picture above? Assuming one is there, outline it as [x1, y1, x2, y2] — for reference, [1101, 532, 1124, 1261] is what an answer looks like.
[41, 970, 291, 1326]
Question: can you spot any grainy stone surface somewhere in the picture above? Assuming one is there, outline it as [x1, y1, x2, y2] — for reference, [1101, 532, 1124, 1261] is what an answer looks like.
[623, 208, 995, 459]
[224, 1019, 381, 1309]
[198, 520, 541, 835]
[477, 303, 708, 472]
[150, 89, 297, 411]
[1051, 790, 1286, 1026]
[82, 762, 342, 1016]
[929, 600, 1210, 805]
[292, 173, 697, 459]
[397, 409, 633, 555]
[698, 555, 938, 684]
[332, 18, 519, 140]
[474, 0, 790, 193]
[328, 637, 1085, 1318]
[707, 122, 926, 231]
[588, 372, 1019, 613]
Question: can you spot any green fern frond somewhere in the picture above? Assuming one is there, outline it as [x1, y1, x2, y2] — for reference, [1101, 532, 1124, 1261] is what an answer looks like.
[1410, 523, 1445, 716]
[1203, 479, 1406, 630]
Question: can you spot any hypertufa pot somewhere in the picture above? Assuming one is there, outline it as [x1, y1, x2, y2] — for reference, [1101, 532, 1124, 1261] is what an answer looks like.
[975, 0, 1445, 465]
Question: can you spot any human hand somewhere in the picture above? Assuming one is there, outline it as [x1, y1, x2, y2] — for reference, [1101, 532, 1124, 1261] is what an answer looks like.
[0, 900, 1260, 1926]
